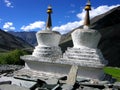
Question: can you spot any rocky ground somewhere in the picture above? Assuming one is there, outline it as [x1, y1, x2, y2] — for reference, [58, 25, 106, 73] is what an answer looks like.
[0, 65, 120, 90]
[0, 65, 23, 77]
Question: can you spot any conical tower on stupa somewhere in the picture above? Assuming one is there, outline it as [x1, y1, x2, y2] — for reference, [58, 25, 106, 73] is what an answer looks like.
[84, 0, 91, 28]
[46, 5, 52, 30]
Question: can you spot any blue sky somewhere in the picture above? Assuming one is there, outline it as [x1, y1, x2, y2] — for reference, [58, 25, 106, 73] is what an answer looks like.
[0, 0, 120, 34]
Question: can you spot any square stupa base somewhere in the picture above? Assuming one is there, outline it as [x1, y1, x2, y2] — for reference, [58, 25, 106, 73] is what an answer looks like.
[15, 55, 105, 80]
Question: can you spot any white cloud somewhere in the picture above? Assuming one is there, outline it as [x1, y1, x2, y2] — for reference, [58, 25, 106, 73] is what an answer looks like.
[21, 21, 45, 31]
[77, 4, 120, 20]
[4, 0, 13, 8]
[3, 22, 12, 28]
[53, 4, 120, 34]
[53, 21, 83, 34]
[3, 22, 15, 31]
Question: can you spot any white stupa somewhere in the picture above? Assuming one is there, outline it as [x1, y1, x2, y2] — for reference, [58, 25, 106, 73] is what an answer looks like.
[62, 0, 108, 80]
[15, 1, 107, 80]
[15, 6, 64, 79]
[32, 6, 62, 59]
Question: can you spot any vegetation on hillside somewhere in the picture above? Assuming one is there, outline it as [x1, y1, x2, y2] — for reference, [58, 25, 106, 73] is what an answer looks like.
[104, 67, 120, 81]
[0, 49, 28, 65]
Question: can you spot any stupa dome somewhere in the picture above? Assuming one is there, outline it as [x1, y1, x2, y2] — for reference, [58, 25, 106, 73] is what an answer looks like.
[36, 30, 61, 47]
[72, 28, 101, 48]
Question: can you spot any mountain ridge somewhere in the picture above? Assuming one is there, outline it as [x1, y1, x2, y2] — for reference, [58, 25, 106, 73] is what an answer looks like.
[0, 29, 33, 52]
[8, 31, 37, 46]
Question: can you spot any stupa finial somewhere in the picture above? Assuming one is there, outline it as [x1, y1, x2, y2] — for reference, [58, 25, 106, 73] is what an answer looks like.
[84, 0, 91, 28]
[46, 5, 52, 30]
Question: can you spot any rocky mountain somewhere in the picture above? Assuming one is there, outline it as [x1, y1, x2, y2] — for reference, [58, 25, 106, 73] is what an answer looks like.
[0, 29, 33, 52]
[8, 31, 37, 46]
[60, 6, 120, 67]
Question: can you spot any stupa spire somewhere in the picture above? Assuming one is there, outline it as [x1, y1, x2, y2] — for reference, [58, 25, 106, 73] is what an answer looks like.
[46, 5, 52, 30]
[84, 0, 91, 28]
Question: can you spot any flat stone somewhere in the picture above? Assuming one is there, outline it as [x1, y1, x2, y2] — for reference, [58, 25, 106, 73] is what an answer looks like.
[98, 81, 109, 85]
[61, 84, 73, 90]
[79, 83, 105, 89]
[0, 81, 11, 85]
[44, 84, 60, 90]
[77, 77, 90, 82]
[0, 84, 29, 90]
[82, 86, 100, 90]
[45, 78, 58, 85]
[31, 79, 59, 90]
[14, 76, 36, 82]
[14, 68, 61, 79]
[51, 84, 60, 90]
[35, 87, 48, 90]
[30, 79, 46, 90]
[103, 74, 115, 83]
[113, 82, 120, 89]
[103, 88, 113, 90]
[0, 76, 36, 88]
[66, 65, 78, 85]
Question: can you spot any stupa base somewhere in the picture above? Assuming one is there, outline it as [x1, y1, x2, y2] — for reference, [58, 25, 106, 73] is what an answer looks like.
[18, 55, 105, 80]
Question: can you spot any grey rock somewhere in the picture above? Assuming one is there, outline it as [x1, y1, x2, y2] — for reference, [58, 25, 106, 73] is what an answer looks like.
[113, 82, 120, 89]
[66, 65, 78, 85]
[77, 77, 90, 82]
[79, 82, 105, 89]
[0, 65, 23, 73]
[31, 79, 59, 90]
[0, 84, 29, 90]
[61, 84, 73, 90]
[45, 78, 58, 85]
[51, 84, 60, 90]
[103, 74, 116, 83]
[98, 81, 109, 84]
[83, 86, 100, 90]
[0, 81, 11, 85]
[103, 88, 113, 90]
[35, 87, 48, 90]
[0, 77, 36, 88]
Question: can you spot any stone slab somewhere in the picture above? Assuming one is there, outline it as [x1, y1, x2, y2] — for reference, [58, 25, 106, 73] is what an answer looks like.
[0, 81, 11, 85]
[66, 65, 78, 85]
[0, 77, 36, 88]
[0, 84, 29, 90]
[82, 86, 100, 90]
[113, 82, 120, 89]
[45, 78, 58, 85]
[61, 84, 73, 90]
